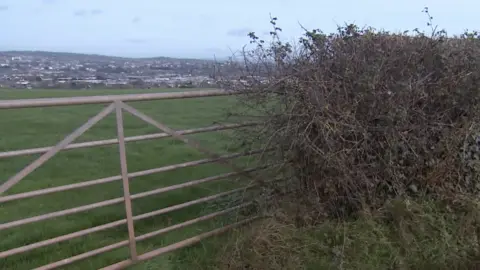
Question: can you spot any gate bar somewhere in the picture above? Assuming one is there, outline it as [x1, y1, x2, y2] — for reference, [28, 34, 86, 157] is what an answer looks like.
[121, 103, 266, 188]
[0, 89, 232, 109]
[114, 101, 137, 261]
[0, 186, 256, 259]
[0, 167, 264, 230]
[0, 104, 115, 195]
[0, 149, 268, 203]
[0, 123, 257, 159]
[31, 203, 252, 270]
[100, 216, 261, 270]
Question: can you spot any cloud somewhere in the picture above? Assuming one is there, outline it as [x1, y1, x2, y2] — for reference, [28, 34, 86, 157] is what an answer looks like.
[74, 9, 103, 17]
[126, 38, 149, 44]
[197, 14, 214, 23]
[74, 10, 87, 16]
[0, 5, 8, 11]
[132, 17, 141, 24]
[91, 9, 103, 15]
[227, 27, 254, 37]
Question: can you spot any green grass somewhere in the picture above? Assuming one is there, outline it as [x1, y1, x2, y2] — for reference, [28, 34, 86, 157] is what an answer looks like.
[0, 88, 256, 269]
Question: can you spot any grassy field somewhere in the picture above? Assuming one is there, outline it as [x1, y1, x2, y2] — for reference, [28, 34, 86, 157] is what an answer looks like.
[0, 88, 257, 269]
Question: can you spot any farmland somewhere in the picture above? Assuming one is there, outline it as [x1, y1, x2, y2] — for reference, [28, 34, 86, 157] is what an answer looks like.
[0, 88, 255, 269]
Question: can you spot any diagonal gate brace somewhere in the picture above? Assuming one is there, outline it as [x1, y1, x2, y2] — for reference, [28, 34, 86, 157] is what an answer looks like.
[119, 101, 266, 187]
[0, 103, 115, 195]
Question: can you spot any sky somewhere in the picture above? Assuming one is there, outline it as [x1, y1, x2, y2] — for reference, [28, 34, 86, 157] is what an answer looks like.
[0, 0, 477, 59]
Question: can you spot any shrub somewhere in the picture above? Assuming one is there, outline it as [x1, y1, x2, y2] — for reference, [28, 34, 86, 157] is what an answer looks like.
[227, 10, 480, 217]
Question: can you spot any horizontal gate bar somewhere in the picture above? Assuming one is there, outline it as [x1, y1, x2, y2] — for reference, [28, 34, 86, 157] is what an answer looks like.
[31, 203, 252, 270]
[0, 89, 233, 109]
[0, 149, 268, 203]
[0, 167, 264, 230]
[100, 216, 261, 270]
[0, 186, 256, 259]
[0, 177, 293, 262]
[0, 168, 260, 231]
[0, 123, 257, 159]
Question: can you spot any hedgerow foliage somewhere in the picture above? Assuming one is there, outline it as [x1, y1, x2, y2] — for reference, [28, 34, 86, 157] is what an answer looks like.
[229, 8, 480, 216]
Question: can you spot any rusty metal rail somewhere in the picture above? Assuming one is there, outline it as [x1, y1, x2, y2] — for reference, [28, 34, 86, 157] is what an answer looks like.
[0, 89, 232, 109]
[0, 186, 257, 260]
[0, 122, 257, 159]
[99, 216, 261, 270]
[38, 208, 259, 270]
[0, 90, 264, 269]
[0, 149, 266, 204]
[0, 167, 265, 230]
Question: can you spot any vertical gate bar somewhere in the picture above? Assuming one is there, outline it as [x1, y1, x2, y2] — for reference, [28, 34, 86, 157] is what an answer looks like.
[115, 100, 138, 261]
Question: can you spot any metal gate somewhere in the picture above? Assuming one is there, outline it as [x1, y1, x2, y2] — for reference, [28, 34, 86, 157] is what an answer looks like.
[0, 90, 265, 269]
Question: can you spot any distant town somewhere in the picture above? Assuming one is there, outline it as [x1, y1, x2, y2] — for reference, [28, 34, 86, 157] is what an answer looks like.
[0, 51, 250, 90]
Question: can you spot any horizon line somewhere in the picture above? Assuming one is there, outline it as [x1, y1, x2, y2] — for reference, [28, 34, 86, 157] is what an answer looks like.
[0, 49, 233, 61]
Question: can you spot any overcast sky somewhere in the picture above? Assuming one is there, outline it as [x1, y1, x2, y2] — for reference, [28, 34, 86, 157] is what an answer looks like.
[0, 0, 477, 59]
